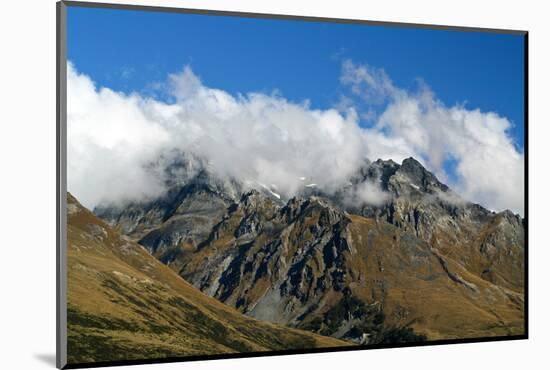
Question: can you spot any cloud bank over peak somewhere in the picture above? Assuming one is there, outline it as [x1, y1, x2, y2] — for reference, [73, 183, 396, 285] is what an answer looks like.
[68, 62, 368, 209]
[339, 60, 524, 215]
[67, 61, 524, 215]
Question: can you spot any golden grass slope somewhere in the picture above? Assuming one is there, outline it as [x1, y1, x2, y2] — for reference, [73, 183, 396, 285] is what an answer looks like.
[346, 214, 524, 340]
[66, 193, 348, 365]
[171, 202, 523, 342]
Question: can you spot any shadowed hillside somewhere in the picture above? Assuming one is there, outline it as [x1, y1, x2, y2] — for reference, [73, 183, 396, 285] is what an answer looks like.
[67, 193, 348, 364]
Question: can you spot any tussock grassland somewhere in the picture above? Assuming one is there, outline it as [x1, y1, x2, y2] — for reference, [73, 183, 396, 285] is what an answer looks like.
[67, 193, 349, 364]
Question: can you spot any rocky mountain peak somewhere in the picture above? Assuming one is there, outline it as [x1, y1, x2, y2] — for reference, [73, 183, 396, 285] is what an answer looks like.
[350, 158, 399, 188]
[239, 189, 261, 205]
[392, 157, 449, 194]
[498, 209, 524, 229]
[279, 196, 309, 223]
[348, 157, 451, 199]
[86, 148, 524, 347]
[400, 156, 425, 172]
[235, 188, 280, 220]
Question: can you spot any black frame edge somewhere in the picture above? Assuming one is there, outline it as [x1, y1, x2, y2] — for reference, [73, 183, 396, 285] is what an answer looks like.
[523, 31, 529, 339]
[57, 1, 68, 369]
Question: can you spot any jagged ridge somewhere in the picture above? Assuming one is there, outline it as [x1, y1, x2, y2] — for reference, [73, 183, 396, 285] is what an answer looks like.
[93, 156, 525, 344]
[67, 193, 348, 364]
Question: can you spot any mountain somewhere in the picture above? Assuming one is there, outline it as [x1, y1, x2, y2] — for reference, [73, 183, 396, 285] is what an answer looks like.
[331, 158, 524, 292]
[66, 193, 348, 364]
[94, 156, 524, 344]
[94, 154, 245, 241]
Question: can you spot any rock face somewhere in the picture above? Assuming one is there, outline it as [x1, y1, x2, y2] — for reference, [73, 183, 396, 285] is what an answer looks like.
[95, 164, 244, 246]
[67, 193, 348, 364]
[94, 156, 525, 344]
[332, 158, 524, 293]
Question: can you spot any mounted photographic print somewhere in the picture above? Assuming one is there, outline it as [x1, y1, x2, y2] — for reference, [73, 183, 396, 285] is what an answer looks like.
[56, 1, 528, 368]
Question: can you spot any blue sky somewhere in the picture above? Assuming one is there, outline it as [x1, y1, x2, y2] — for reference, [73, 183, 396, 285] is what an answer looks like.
[66, 6, 526, 214]
[67, 6, 525, 149]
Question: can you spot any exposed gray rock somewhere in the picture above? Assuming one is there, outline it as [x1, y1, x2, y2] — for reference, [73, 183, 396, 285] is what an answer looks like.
[92, 154, 525, 343]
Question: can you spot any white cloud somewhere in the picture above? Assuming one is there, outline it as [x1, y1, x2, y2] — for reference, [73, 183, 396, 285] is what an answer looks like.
[342, 60, 524, 215]
[67, 62, 173, 209]
[67, 60, 524, 215]
[68, 63, 367, 209]
[340, 60, 401, 104]
[355, 180, 391, 206]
